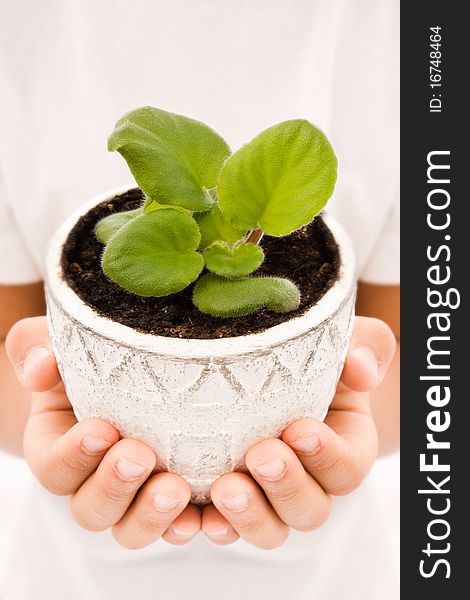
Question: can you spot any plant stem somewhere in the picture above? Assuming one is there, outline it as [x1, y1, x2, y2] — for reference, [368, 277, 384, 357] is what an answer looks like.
[203, 187, 218, 204]
[245, 227, 264, 246]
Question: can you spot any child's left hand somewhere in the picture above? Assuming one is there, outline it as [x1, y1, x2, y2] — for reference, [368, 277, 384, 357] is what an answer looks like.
[202, 316, 396, 548]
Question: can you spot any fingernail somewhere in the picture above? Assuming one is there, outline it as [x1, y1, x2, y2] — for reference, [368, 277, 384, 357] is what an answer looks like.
[81, 435, 113, 455]
[221, 492, 249, 512]
[290, 434, 321, 455]
[152, 491, 181, 512]
[171, 526, 195, 540]
[116, 458, 148, 481]
[22, 347, 51, 383]
[206, 526, 230, 539]
[253, 457, 286, 481]
[352, 347, 380, 381]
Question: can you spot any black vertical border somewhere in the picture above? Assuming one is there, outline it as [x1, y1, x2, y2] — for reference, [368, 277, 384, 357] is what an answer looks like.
[401, 2, 467, 595]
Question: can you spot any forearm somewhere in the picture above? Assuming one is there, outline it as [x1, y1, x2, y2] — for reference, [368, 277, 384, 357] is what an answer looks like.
[0, 283, 46, 455]
[355, 282, 400, 457]
[370, 341, 400, 456]
[0, 340, 31, 456]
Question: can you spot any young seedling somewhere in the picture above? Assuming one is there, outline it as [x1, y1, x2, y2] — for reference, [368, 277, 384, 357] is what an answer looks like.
[97, 106, 337, 317]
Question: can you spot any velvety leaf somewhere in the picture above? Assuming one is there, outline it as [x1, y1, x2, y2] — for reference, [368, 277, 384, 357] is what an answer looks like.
[143, 198, 167, 213]
[102, 209, 203, 296]
[218, 119, 337, 235]
[95, 208, 143, 244]
[143, 199, 192, 217]
[195, 205, 246, 249]
[203, 242, 264, 278]
[108, 106, 231, 212]
[192, 274, 300, 317]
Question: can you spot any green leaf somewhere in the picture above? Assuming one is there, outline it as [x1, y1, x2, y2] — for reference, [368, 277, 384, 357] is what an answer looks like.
[195, 205, 246, 249]
[95, 208, 143, 244]
[143, 198, 167, 213]
[192, 274, 300, 317]
[218, 120, 337, 236]
[108, 106, 231, 212]
[143, 199, 192, 217]
[203, 242, 264, 278]
[102, 209, 203, 296]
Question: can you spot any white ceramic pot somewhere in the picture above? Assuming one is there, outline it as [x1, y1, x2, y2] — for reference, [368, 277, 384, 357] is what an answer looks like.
[45, 186, 356, 503]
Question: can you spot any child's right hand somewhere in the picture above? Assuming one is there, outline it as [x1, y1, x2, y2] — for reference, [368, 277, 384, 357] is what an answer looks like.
[6, 317, 202, 548]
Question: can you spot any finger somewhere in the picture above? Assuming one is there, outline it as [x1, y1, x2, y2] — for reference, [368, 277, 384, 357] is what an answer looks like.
[24, 412, 120, 496]
[162, 504, 202, 545]
[282, 413, 378, 495]
[245, 438, 331, 531]
[201, 504, 239, 545]
[112, 472, 191, 549]
[70, 439, 156, 532]
[211, 472, 289, 549]
[340, 317, 396, 392]
[5, 316, 61, 392]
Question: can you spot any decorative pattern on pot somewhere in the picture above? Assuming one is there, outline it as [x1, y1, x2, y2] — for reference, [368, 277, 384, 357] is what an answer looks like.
[45, 187, 357, 504]
[46, 285, 355, 504]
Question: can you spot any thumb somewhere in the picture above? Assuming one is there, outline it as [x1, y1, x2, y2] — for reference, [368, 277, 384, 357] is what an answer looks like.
[5, 316, 61, 392]
[340, 316, 396, 393]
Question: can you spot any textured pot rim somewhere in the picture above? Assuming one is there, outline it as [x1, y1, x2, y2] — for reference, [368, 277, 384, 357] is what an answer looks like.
[46, 184, 356, 359]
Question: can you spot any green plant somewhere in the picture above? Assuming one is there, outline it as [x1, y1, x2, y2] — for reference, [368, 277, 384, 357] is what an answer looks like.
[96, 107, 337, 317]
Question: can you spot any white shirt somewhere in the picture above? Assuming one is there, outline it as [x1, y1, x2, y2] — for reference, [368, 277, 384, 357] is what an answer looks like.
[0, 1, 399, 598]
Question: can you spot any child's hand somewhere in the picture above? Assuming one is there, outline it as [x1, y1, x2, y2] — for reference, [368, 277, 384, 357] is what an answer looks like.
[6, 315, 395, 551]
[201, 317, 396, 548]
[6, 317, 200, 548]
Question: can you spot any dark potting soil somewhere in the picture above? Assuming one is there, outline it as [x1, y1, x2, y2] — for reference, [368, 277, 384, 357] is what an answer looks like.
[62, 189, 340, 339]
